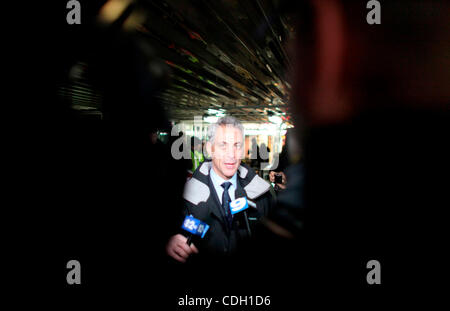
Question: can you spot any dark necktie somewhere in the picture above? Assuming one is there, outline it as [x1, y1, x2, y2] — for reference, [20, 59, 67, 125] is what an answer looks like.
[221, 182, 233, 228]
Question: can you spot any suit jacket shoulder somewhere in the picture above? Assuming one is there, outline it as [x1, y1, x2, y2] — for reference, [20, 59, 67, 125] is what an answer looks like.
[183, 161, 271, 206]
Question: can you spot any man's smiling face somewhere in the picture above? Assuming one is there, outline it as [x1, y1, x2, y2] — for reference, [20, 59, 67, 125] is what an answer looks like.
[207, 125, 243, 180]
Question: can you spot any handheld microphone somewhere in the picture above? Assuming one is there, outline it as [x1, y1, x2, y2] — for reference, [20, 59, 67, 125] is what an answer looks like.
[230, 197, 249, 214]
[229, 197, 252, 237]
[181, 214, 210, 245]
[247, 199, 257, 208]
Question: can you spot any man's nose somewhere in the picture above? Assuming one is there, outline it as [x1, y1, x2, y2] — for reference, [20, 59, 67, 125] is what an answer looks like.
[225, 146, 236, 159]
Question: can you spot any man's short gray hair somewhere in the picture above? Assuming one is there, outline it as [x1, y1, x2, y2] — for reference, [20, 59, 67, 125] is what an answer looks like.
[207, 116, 244, 144]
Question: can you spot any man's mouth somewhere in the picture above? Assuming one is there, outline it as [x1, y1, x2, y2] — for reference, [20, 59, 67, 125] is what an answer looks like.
[224, 163, 236, 169]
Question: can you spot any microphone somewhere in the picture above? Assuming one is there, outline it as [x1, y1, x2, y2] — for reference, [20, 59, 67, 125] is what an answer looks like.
[233, 188, 255, 237]
[247, 199, 257, 209]
[229, 197, 252, 237]
[181, 214, 210, 245]
[230, 197, 249, 214]
[234, 188, 256, 209]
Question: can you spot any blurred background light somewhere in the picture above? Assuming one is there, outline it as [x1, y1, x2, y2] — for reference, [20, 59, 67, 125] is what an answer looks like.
[268, 115, 283, 125]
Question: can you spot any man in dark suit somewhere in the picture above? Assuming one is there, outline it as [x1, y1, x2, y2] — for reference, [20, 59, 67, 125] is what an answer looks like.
[166, 116, 273, 262]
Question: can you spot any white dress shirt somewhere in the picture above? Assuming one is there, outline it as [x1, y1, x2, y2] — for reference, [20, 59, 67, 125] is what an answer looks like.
[209, 166, 237, 204]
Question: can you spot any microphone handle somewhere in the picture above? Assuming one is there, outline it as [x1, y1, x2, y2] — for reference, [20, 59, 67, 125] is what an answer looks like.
[186, 234, 192, 245]
[243, 211, 252, 237]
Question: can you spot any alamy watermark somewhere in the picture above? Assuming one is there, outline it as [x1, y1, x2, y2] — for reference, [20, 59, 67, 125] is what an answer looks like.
[66, 1, 381, 26]
[366, 259, 381, 284]
[66, 0, 81, 25]
[66, 259, 81, 285]
[366, 0, 381, 25]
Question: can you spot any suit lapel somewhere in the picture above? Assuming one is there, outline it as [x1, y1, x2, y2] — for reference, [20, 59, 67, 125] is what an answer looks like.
[234, 177, 247, 199]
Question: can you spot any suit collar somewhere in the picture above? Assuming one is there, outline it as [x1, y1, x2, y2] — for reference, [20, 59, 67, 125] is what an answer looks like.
[210, 166, 238, 191]
[185, 161, 269, 206]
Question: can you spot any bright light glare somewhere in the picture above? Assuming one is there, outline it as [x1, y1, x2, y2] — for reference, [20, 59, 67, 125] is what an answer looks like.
[204, 116, 219, 123]
[268, 115, 283, 125]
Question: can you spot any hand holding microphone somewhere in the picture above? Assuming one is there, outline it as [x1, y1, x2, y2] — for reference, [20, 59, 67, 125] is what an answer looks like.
[166, 234, 199, 263]
[166, 215, 209, 263]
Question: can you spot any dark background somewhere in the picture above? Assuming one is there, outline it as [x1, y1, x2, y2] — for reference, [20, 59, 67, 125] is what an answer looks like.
[4, 1, 449, 309]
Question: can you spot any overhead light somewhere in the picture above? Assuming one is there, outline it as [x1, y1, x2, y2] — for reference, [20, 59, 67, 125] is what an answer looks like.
[207, 108, 226, 117]
[204, 116, 219, 123]
[268, 115, 283, 125]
